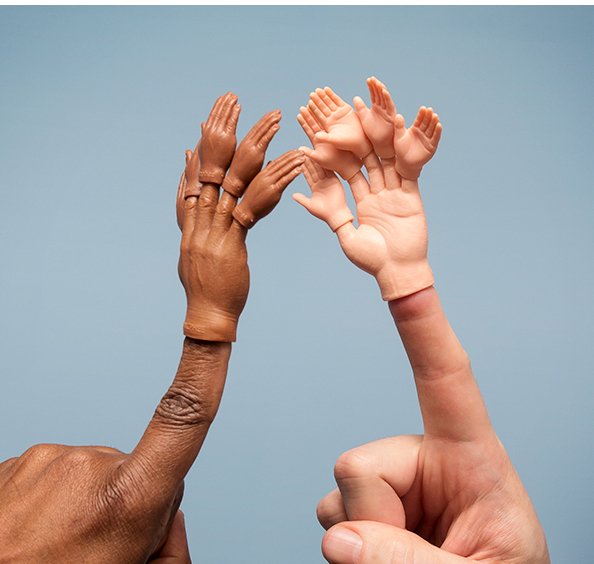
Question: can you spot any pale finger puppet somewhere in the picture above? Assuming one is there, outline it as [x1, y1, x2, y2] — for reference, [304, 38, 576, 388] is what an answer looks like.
[294, 79, 442, 300]
[177, 93, 303, 341]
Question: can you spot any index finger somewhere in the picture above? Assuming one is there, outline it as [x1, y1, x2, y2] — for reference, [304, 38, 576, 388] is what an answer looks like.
[125, 339, 232, 504]
[389, 287, 493, 442]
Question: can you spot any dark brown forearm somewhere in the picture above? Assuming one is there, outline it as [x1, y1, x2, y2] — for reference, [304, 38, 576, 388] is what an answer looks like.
[130, 338, 231, 490]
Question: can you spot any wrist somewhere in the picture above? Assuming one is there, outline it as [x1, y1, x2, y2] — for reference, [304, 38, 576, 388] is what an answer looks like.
[184, 306, 238, 342]
[388, 285, 439, 322]
[394, 161, 422, 181]
[221, 174, 245, 197]
[326, 208, 354, 232]
[199, 167, 225, 185]
[375, 260, 434, 301]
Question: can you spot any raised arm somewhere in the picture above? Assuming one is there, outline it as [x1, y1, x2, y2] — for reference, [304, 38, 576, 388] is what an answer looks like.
[0, 93, 302, 563]
[299, 82, 550, 564]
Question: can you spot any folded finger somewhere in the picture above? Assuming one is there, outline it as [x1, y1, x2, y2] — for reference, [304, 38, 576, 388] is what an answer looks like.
[317, 488, 348, 530]
[334, 436, 422, 528]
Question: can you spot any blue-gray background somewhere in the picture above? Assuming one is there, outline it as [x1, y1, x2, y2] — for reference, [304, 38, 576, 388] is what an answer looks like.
[1, 6, 592, 562]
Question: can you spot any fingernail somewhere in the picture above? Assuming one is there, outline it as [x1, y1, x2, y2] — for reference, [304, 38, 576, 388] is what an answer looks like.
[324, 527, 362, 562]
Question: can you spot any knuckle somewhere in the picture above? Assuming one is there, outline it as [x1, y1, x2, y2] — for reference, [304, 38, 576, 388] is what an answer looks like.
[20, 443, 64, 463]
[216, 199, 234, 215]
[154, 383, 214, 429]
[334, 449, 376, 482]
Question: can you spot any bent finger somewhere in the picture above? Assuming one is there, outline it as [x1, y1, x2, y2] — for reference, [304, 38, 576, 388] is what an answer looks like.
[317, 487, 348, 530]
[334, 436, 421, 528]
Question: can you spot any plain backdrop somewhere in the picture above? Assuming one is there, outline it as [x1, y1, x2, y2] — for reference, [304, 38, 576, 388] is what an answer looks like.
[1, 6, 593, 563]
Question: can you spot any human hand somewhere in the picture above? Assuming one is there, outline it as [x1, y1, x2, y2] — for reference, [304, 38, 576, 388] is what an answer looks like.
[307, 87, 373, 159]
[353, 76, 396, 159]
[393, 105, 442, 180]
[0, 322, 234, 564]
[198, 92, 240, 185]
[222, 110, 282, 197]
[150, 511, 191, 563]
[292, 157, 354, 232]
[317, 288, 550, 564]
[297, 105, 361, 181]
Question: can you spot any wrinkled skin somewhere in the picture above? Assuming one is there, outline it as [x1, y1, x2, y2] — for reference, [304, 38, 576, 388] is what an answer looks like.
[181, 98, 302, 341]
[0, 439, 190, 562]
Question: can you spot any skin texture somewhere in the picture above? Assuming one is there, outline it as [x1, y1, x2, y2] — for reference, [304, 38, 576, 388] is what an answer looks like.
[0, 93, 299, 562]
[295, 82, 548, 562]
[198, 92, 240, 185]
[317, 288, 550, 564]
[0, 338, 229, 563]
[297, 105, 361, 181]
[181, 95, 302, 342]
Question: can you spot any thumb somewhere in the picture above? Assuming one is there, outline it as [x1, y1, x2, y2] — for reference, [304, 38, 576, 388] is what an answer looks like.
[314, 131, 332, 144]
[322, 522, 468, 564]
[292, 192, 313, 212]
[352, 96, 368, 114]
[394, 114, 406, 131]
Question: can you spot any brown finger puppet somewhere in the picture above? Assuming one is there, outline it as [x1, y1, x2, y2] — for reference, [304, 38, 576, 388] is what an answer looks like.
[222, 110, 282, 197]
[183, 147, 202, 199]
[199, 92, 241, 185]
[232, 150, 305, 229]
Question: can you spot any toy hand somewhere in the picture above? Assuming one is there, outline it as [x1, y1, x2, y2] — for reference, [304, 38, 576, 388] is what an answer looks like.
[393, 106, 442, 180]
[317, 289, 550, 564]
[222, 110, 281, 197]
[176, 150, 201, 231]
[307, 87, 373, 159]
[198, 92, 241, 185]
[297, 105, 361, 181]
[353, 76, 396, 159]
[292, 157, 354, 232]
[232, 150, 304, 229]
[334, 157, 433, 300]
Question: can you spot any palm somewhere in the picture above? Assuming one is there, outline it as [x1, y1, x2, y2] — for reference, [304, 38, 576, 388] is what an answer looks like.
[354, 76, 396, 159]
[324, 106, 367, 149]
[339, 188, 427, 277]
[357, 106, 394, 154]
[394, 125, 436, 169]
[393, 106, 443, 180]
[307, 87, 372, 158]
